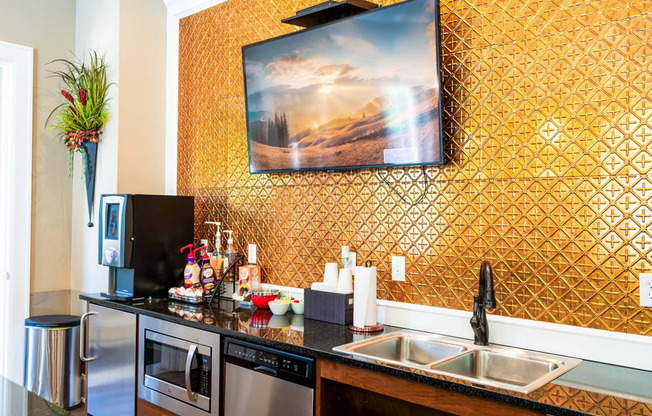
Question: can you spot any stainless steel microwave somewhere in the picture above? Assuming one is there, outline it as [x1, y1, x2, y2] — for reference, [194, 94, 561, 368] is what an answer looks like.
[138, 315, 220, 416]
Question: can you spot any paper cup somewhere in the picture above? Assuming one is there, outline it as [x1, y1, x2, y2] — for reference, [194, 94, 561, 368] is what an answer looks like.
[323, 262, 338, 291]
[337, 268, 353, 293]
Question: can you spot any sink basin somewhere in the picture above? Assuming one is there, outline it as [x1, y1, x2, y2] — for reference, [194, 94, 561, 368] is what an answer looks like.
[333, 331, 582, 394]
[333, 332, 467, 367]
[353, 334, 466, 366]
[431, 349, 564, 392]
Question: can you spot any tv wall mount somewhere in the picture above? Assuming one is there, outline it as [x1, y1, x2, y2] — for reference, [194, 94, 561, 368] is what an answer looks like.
[282, 0, 379, 28]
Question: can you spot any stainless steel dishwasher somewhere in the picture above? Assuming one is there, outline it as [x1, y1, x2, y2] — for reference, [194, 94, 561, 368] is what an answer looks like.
[223, 337, 315, 416]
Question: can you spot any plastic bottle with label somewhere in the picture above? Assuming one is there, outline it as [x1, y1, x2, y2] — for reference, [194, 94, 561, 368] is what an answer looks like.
[197, 245, 217, 296]
[180, 244, 201, 288]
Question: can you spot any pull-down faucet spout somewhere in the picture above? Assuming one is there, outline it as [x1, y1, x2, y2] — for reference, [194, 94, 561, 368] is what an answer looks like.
[470, 261, 495, 346]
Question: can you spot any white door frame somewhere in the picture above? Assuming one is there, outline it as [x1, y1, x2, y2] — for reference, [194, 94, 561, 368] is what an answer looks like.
[0, 40, 33, 385]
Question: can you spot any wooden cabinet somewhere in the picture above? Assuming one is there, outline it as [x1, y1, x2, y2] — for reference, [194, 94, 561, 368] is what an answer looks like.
[137, 398, 179, 416]
[316, 360, 543, 416]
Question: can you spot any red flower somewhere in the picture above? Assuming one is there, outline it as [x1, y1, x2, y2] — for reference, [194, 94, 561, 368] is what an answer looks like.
[68, 105, 77, 115]
[78, 89, 87, 106]
[61, 90, 74, 103]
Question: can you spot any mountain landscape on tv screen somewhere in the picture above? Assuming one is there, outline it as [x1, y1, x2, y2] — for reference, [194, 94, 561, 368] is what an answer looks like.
[248, 87, 440, 171]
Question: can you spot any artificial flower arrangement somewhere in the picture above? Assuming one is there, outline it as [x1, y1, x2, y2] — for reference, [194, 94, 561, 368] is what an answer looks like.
[46, 51, 113, 175]
[46, 51, 114, 226]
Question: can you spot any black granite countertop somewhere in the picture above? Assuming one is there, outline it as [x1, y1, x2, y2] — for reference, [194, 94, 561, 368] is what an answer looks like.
[81, 293, 652, 416]
[0, 375, 72, 416]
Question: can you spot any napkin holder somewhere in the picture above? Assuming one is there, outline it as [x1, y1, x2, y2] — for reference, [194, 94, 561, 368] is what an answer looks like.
[304, 288, 353, 325]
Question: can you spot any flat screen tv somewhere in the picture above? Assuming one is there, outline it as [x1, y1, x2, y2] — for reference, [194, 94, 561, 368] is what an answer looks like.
[242, 0, 443, 174]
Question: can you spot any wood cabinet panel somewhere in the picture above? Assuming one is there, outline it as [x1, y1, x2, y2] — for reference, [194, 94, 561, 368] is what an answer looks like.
[137, 398, 179, 416]
[322, 379, 454, 416]
[317, 360, 543, 416]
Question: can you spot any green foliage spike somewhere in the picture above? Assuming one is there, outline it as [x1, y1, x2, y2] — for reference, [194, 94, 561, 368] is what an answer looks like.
[46, 51, 114, 176]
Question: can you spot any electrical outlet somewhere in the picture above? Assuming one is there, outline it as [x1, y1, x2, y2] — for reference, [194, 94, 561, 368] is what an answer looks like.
[640, 273, 652, 307]
[248, 244, 257, 264]
[392, 256, 405, 281]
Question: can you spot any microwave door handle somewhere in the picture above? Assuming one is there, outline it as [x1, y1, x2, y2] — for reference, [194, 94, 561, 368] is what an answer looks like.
[185, 344, 198, 402]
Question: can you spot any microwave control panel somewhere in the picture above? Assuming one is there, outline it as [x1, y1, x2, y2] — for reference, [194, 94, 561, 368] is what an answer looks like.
[200, 356, 211, 396]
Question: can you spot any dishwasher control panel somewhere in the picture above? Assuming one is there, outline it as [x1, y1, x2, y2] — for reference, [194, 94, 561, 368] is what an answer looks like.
[226, 342, 309, 377]
[223, 338, 315, 387]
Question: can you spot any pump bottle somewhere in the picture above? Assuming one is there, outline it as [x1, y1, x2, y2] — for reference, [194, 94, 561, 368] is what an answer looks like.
[196, 245, 217, 296]
[180, 244, 201, 288]
[205, 221, 222, 254]
[206, 222, 225, 274]
[199, 239, 209, 267]
[224, 230, 234, 254]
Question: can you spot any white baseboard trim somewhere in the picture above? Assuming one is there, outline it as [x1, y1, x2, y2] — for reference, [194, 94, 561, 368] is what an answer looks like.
[261, 284, 652, 371]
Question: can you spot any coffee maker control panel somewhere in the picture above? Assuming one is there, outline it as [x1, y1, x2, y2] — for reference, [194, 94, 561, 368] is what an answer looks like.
[99, 195, 129, 268]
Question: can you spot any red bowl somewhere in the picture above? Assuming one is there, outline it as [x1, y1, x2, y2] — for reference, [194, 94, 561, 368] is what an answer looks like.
[250, 309, 273, 328]
[251, 289, 279, 309]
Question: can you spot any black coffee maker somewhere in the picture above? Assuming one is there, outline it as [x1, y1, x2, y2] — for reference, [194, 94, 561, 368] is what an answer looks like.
[98, 194, 194, 301]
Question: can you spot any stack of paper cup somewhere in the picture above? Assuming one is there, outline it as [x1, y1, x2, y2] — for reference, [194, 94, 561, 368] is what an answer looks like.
[323, 262, 338, 292]
[337, 268, 353, 293]
[353, 264, 377, 327]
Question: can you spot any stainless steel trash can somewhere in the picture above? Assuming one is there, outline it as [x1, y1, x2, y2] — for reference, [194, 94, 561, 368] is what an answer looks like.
[24, 315, 82, 409]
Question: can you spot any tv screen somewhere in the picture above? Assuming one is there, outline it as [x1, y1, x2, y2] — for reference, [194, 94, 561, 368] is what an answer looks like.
[242, 0, 443, 174]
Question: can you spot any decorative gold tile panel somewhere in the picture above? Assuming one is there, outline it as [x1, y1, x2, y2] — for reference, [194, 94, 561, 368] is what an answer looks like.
[178, 0, 652, 336]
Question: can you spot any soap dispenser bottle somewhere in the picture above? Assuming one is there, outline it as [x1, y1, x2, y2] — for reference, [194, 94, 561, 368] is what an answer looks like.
[224, 230, 234, 254]
[205, 221, 222, 254]
[180, 244, 201, 288]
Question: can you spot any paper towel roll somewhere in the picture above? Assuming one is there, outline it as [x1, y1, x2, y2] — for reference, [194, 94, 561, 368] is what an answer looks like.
[354, 265, 377, 327]
[353, 270, 369, 328]
[366, 266, 377, 325]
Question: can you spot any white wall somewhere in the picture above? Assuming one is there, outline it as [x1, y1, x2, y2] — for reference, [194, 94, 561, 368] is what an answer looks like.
[119, 0, 167, 194]
[0, 0, 166, 309]
[70, 0, 167, 298]
[71, 0, 121, 295]
[0, 0, 75, 295]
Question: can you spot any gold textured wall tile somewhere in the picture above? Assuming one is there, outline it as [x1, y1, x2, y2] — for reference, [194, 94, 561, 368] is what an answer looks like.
[629, 402, 652, 416]
[178, 0, 652, 336]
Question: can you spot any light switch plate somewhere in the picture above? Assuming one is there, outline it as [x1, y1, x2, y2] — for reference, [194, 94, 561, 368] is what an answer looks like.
[640, 273, 652, 307]
[392, 256, 405, 281]
[248, 244, 257, 264]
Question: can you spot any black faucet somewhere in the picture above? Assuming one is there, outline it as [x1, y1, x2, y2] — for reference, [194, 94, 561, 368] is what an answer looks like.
[470, 261, 496, 346]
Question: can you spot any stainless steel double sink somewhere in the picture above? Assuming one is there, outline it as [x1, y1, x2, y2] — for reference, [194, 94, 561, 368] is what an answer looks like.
[333, 331, 581, 394]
